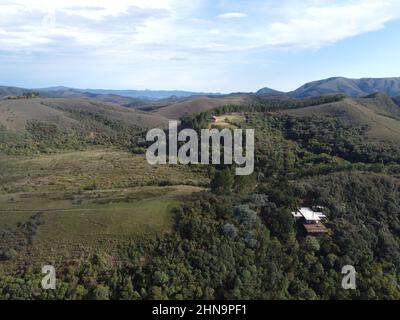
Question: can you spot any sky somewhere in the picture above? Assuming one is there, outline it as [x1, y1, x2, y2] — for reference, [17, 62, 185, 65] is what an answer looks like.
[1, 0, 400, 93]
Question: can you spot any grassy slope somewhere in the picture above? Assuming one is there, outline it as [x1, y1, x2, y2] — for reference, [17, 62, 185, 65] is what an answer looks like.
[0, 148, 208, 271]
[0, 98, 168, 132]
[155, 95, 253, 119]
[0, 98, 81, 132]
[0, 185, 202, 271]
[355, 93, 400, 119]
[42, 98, 168, 128]
[282, 97, 400, 142]
[0, 149, 208, 193]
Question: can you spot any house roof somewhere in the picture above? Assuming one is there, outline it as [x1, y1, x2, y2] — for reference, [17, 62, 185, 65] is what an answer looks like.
[297, 207, 326, 221]
[291, 211, 303, 218]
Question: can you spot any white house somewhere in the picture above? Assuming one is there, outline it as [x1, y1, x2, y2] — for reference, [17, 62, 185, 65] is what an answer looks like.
[298, 207, 326, 223]
[291, 207, 328, 234]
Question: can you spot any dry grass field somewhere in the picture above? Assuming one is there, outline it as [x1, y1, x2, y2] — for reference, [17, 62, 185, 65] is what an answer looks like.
[0, 148, 208, 194]
[0, 148, 208, 271]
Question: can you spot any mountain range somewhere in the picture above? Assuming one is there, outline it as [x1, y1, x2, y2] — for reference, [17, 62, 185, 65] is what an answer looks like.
[257, 77, 400, 99]
[38, 86, 221, 100]
[2, 77, 400, 102]
[1, 77, 400, 125]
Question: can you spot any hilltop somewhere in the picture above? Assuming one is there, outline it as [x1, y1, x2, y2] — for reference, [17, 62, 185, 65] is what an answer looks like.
[256, 87, 284, 96]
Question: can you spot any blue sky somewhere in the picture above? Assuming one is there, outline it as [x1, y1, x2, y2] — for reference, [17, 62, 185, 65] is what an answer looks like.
[1, 0, 400, 92]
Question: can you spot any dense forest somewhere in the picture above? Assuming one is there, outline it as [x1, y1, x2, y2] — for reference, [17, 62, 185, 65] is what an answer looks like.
[1, 173, 399, 299]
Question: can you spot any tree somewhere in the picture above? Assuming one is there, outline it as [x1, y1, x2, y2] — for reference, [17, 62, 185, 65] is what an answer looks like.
[89, 285, 110, 300]
[211, 168, 234, 194]
[304, 236, 320, 253]
[153, 271, 169, 286]
[261, 205, 294, 239]
[234, 173, 256, 194]
[221, 223, 238, 240]
[234, 205, 260, 228]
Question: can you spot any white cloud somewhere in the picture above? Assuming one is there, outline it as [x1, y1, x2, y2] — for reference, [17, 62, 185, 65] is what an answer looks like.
[216, 12, 248, 19]
[262, 0, 400, 48]
[0, 0, 400, 90]
[1, 0, 399, 55]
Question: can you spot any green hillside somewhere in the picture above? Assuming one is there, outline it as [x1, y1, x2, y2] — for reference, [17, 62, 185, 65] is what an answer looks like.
[282, 96, 400, 142]
[0, 98, 168, 155]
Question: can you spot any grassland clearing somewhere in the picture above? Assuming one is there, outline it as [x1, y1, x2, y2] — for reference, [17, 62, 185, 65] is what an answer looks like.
[0, 148, 208, 194]
[0, 147, 207, 271]
[209, 113, 246, 129]
[0, 184, 204, 272]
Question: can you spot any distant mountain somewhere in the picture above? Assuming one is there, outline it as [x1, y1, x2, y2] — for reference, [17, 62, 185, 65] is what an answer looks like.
[0, 86, 30, 97]
[1, 85, 222, 101]
[287, 77, 400, 98]
[256, 87, 284, 95]
[36, 78, 400, 100]
[40, 87, 222, 100]
[3, 77, 400, 111]
[37, 88, 149, 106]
